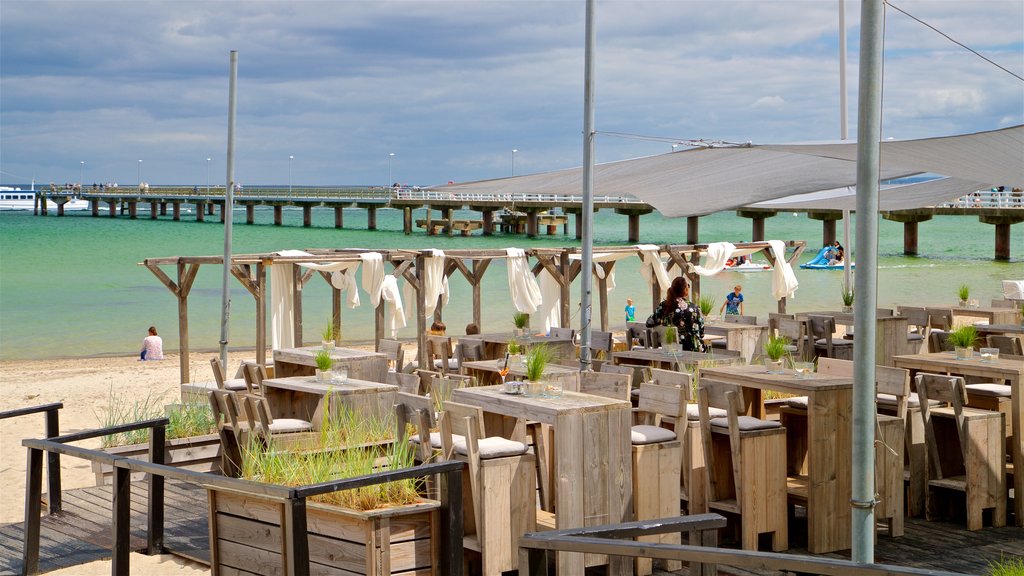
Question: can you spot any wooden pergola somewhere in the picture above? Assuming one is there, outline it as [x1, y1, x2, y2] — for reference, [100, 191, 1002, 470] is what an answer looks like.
[141, 241, 806, 384]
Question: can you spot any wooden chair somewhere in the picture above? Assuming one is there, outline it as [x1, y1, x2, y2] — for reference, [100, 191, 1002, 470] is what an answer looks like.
[439, 401, 535, 575]
[916, 373, 1006, 530]
[210, 357, 248, 391]
[376, 338, 405, 373]
[697, 378, 788, 551]
[243, 363, 267, 396]
[208, 389, 247, 477]
[625, 321, 651, 349]
[807, 315, 853, 360]
[775, 317, 809, 362]
[590, 330, 615, 358]
[426, 335, 459, 373]
[991, 298, 1016, 309]
[896, 306, 931, 353]
[767, 312, 795, 336]
[548, 326, 575, 340]
[987, 335, 1023, 355]
[454, 339, 483, 370]
[631, 381, 687, 574]
[394, 391, 439, 465]
[647, 369, 709, 514]
[427, 373, 473, 407]
[925, 307, 954, 332]
[240, 394, 313, 446]
[387, 372, 422, 395]
[577, 370, 631, 401]
[928, 331, 953, 353]
[724, 314, 757, 325]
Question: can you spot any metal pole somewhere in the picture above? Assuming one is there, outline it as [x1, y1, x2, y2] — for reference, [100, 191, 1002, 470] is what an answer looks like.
[138, 160, 142, 186]
[220, 50, 238, 371]
[206, 158, 211, 193]
[579, 0, 596, 371]
[852, 0, 883, 563]
[512, 149, 517, 176]
[389, 152, 394, 187]
[79, 161, 84, 187]
[840, 0, 853, 293]
[289, 155, 294, 194]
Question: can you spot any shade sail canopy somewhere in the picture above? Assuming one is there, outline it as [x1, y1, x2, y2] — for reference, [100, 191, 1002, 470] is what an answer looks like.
[431, 125, 1023, 217]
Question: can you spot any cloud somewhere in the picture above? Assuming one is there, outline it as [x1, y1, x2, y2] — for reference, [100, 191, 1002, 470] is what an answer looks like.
[1, 0, 1021, 186]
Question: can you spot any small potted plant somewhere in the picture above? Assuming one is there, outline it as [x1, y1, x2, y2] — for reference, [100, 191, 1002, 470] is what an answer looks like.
[698, 294, 717, 319]
[763, 334, 790, 374]
[506, 339, 524, 366]
[524, 342, 555, 397]
[321, 322, 336, 350]
[958, 284, 970, 307]
[947, 324, 979, 360]
[840, 284, 855, 313]
[512, 312, 530, 337]
[663, 325, 680, 353]
[314, 348, 334, 382]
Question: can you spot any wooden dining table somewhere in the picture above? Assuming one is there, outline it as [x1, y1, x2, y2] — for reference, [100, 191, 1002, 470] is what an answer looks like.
[893, 351, 1024, 526]
[611, 347, 742, 371]
[451, 384, 632, 576]
[950, 305, 1022, 326]
[700, 364, 854, 554]
[703, 320, 768, 362]
[261, 375, 398, 426]
[273, 346, 387, 382]
[460, 359, 578, 386]
[468, 332, 574, 360]
[974, 323, 1024, 337]
[797, 310, 912, 366]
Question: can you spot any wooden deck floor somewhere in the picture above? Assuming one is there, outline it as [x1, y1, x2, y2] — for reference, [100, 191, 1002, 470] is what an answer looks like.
[0, 478, 1020, 575]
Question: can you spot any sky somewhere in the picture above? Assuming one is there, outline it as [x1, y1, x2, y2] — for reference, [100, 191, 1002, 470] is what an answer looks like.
[1, 1, 1021, 188]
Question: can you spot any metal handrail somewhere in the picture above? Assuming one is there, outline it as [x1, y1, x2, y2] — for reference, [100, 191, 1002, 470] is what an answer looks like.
[20, 421, 464, 576]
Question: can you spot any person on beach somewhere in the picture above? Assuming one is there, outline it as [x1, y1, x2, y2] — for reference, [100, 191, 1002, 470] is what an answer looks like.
[720, 285, 744, 316]
[624, 298, 635, 322]
[646, 276, 706, 352]
[428, 321, 446, 336]
[465, 322, 480, 335]
[140, 326, 164, 361]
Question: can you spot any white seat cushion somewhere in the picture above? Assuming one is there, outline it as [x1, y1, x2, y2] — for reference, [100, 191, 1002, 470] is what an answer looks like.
[906, 333, 925, 341]
[409, 431, 449, 449]
[267, 418, 312, 433]
[454, 436, 528, 459]
[710, 415, 783, 431]
[687, 404, 727, 420]
[965, 383, 1012, 398]
[815, 338, 853, 347]
[224, 378, 248, 391]
[877, 392, 940, 409]
[785, 396, 809, 409]
[631, 425, 677, 445]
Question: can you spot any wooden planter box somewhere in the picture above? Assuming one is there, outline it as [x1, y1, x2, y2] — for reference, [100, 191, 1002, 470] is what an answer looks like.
[92, 433, 222, 485]
[208, 487, 440, 576]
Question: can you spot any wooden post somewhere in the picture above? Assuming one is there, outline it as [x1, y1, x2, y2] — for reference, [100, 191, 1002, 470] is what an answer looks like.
[332, 285, 342, 343]
[482, 209, 493, 236]
[207, 202, 215, 215]
[375, 295, 385, 348]
[627, 213, 640, 242]
[687, 216, 699, 244]
[112, 466, 131, 575]
[160, 202, 167, 216]
[45, 410, 62, 514]
[91, 200, 99, 217]
[598, 271, 609, 332]
[416, 254, 428, 369]
[472, 260, 484, 328]
[335, 206, 344, 228]
[559, 252, 572, 328]
[40, 196, 48, 215]
[367, 206, 377, 230]
[219, 203, 226, 223]
[403, 207, 412, 235]
[56, 202, 65, 217]
[904, 221, 919, 255]
[195, 203, 205, 222]
[150, 201, 158, 220]
[128, 202, 137, 219]
[274, 205, 283, 225]
[980, 215, 1022, 261]
[177, 261, 193, 384]
[172, 202, 180, 221]
[246, 204, 255, 224]
[108, 201, 117, 218]
[822, 218, 836, 246]
[527, 211, 539, 238]
[147, 424, 165, 555]
[302, 205, 312, 227]
[22, 448, 43, 575]
[576, 211, 583, 240]
[441, 207, 452, 236]
[256, 262, 267, 369]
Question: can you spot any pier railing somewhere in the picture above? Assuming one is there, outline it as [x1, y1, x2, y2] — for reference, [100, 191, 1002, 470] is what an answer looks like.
[940, 189, 1024, 209]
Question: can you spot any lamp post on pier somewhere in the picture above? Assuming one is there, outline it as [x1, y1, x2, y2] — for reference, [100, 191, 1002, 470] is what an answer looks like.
[288, 155, 294, 194]
[79, 161, 84, 187]
[388, 152, 395, 188]
[512, 149, 518, 176]
[137, 159, 142, 186]
[206, 158, 211, 193]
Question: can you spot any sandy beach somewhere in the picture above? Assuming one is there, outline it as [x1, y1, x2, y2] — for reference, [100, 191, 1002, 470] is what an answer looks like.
[0, 353, 240, 575]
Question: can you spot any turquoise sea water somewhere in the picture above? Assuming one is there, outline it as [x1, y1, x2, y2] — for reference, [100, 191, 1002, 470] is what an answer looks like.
[0, 207, 1020, 360]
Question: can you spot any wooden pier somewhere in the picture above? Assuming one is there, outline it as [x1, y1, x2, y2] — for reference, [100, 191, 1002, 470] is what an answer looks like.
[28, 186, 1024, 258]
[2, 476, 1021, 575]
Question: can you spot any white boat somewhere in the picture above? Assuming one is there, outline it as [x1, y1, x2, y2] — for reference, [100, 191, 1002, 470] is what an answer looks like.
[0, 187, 91, 211]
[724, 259, 772, 272]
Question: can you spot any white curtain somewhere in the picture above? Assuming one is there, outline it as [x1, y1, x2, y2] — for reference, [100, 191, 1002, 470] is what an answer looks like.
[636, 244, 671, 293]
[423, 249, 447, 317]
[536, 269, 563, 333]
[768, 240, 800, 301]
[506, 248, 542, 313]
[381, 275, 406, 337]
[693, 242, 737, 276]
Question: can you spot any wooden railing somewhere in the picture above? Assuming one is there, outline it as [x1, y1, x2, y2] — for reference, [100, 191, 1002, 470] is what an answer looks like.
[20, 420, 465, 576]
[0, 403, 63, 514]
[517, 514, 970, 576]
